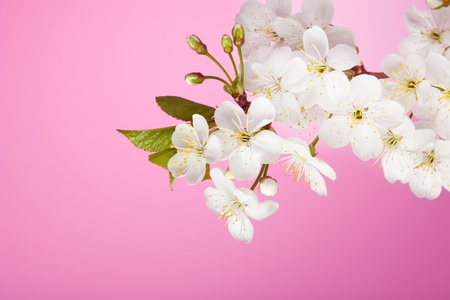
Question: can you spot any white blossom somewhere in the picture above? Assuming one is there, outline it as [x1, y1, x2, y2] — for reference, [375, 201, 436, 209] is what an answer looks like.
[298, 26, 360, 110]
[380, 54, 433, 112]
[399, 6, 450, 57]
[213, 97, 283, 180]
[235, 0, 291, 57]
[409, 139, 450, 199]
[278, 138, 336, 196]
[414, 53, 450, 140]
[378, 117, 437, 184]
[245, 46, 309, 124]
[168, 114, 222, 185]
[205, 168, 279, 243]
[319, 72, 405, 161]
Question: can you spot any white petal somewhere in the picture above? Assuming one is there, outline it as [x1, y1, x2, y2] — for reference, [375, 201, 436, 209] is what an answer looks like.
[319, 116, 352, 148]
[275, 92, 301, 124]
[402, 129, 437, 152]
[192, 114, 209, 144]
[265, 47, 291, 78]
[266, 0, 291, 17]
[350, 123, 383, 161]
[399, 35, 429, 57]
[326, 44, 360, 71]
[280, 57, 308, 92]
[247, 97, 276, 132]
[319, 70, 351, 112]
[415, 80, 433, 107]
[214, 101, 246, 132]
[433, 6, 450, 28]
[436, 105, 450, 140]
[381, 149, 414, 184]
[303, 26, 329, 62]
[409, 167, 442, 200]
[185, 159, 206, 185]
[251, 130, 283, 163]
[439, 159, 450, 192]
[245, 200, 279, 220]
[304, 165, 328, 196]
[308, 157, 337, 180]
[366, 101, 405, 130]
[426, 53, 450, 86]
[205, 187, 229, 214]
[209, 168, 235, 195]
[324, 25, 355, 48]
[227, 214, 254, 243]
[229, 146, 261, 180]
[204, 135, 223, 164]
[435, 139, 450, 157]
[349, 74, 382, 107]
[172, 123, 198, 149]
[381, 54, 408, 81]
[301, 0, 334, 27]
[403, 6, 433, 33]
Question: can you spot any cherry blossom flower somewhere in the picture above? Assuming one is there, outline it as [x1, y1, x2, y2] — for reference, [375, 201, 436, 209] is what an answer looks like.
[319, 72, 405, 161]
[409, 139, 450, 200]
[168, 114, 222, 185]
[278, 138, 336, 196]
[414, 53, 450, 140]
[213, 97, 283, 180]
[380, 54, 433, 112]
[378, 117, 437, 184]
[235, 0, 291, 56]
[205, 168, 279, 243]
[399, 6, 450, 57]
[298, 26, 360, 109]
[245, 46, 309, 124]
[280, 0, 355, 49]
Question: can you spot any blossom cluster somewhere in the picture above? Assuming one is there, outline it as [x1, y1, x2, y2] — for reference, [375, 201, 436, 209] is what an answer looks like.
[120, 0, 450, 243]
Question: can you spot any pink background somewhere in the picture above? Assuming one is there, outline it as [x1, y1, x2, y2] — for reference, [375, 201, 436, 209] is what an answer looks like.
[2, 0, 450, 299]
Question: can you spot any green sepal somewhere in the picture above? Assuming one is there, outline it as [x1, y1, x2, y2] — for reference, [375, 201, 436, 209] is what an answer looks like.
[117, 126, 175, 152]
[156, 96, 215, 121]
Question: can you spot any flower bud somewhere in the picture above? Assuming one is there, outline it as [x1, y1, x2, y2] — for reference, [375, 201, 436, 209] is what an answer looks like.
[232, 24, 245, 46]
[187, 34, 208, 55]
[223, 85, 234, 95]
[259, 176, 278, 197]
[185, 72, 205, 85]
[221, 35, 233, 53]
[426, 0, 450, 9]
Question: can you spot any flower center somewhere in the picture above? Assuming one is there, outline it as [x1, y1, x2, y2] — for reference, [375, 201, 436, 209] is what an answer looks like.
[428, 30, 442, 43]
[236, 130, 253, 145]
[219, 197, 246, 219]
[418, 150, 439, 169]
[352, 109, 364, 120]
[382, 131, 403, 149]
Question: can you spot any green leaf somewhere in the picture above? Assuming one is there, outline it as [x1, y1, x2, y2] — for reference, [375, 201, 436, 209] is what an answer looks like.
[148, 148, 177, 170]
[148, 148, 177, 191]
[156, 96, 215, 121]
[117, 126, 175, 152]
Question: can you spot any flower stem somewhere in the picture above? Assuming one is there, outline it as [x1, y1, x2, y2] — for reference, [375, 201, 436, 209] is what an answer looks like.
[204, 76, 232, 88]
[228, 53, 239, 79]
[237, 45, 245, 85]
[309, 135, 320, 157]
[205, 52, 233, 84]
[250, 164, 267, 191]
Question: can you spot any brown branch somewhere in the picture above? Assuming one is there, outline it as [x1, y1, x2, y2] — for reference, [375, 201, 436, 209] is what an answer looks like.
[351, 63, 388, 79]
